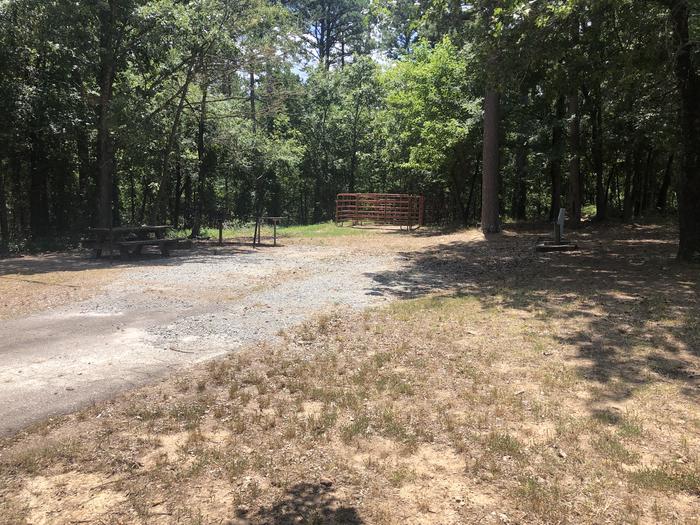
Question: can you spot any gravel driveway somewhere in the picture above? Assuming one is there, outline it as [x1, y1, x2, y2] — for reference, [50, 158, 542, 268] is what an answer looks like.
[0, 243, 397, 435]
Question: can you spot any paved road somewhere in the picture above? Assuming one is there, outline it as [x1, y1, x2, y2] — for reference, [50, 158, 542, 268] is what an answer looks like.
[0, 244, 395, 435]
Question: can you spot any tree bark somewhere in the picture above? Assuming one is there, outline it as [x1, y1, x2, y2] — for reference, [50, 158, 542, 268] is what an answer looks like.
[74, 74, 93, 229]
[466, 156, 480, 224]
[95, 0, 118, 228]
[129, 170, 136, 224]
[661, 0, 700, 259]
[448, 150, 468, 226]
[657, 153, 674, 212]
[249, 70, 256, 132]
[549, 97, 565, 220]
[0, 169, 9, 254]
[512, 90, 528, 221]
[591, 87, 606, 220]
[155, 61, 195, 224]
[29, 131, 50, 238]
[184, 169, 193, 229]
[567, 91, 582, 227]
[10, 152, 25, 233]
[641, 149, 657, 214]
[112, 160, 120, 227]
[513, 138, 527, 221]
[190, 86, 208, 239]
[622, 151, 635, 221]
[172, 152, 182, 229]
[481, 89, 500, 233]
[631, 146, 647, 217]
[139, 173, 149, 224]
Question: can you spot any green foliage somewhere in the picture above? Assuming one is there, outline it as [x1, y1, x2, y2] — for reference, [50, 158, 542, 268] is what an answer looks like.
[0, 0, 694, 250]
[383, 38, 479, 178]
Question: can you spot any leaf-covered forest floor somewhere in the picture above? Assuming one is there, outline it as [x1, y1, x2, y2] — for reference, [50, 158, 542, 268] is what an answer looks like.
[1, 222, 699, 524]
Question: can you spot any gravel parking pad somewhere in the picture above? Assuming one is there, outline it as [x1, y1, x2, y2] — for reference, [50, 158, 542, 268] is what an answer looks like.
[0, 243, 397, 435]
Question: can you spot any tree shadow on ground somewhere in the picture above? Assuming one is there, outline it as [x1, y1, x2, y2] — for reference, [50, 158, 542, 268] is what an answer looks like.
[237, 482, 363, 524]
[367, 223, 700, 407]
[0, 242, 263, 277]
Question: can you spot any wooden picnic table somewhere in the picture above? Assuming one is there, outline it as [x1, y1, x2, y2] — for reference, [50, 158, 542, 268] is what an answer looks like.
[83, 225, 181, 258]
[88, 225, 171, 238]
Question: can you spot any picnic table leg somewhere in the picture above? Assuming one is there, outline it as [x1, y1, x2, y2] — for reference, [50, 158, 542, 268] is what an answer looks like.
[273, 221, 277, 246]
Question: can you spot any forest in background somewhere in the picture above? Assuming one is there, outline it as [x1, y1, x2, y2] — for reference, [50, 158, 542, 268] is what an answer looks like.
[0, 0, 698, 258]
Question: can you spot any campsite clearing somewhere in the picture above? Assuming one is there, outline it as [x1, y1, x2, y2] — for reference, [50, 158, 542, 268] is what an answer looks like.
[1, 224, 699, 524]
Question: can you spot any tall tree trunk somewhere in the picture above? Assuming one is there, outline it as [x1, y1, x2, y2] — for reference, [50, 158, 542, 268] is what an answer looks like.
[657, 153, 674, 212]
[51, 152, 72, 233]
[312, 170, 323, 223]
[139, 173, 149, 224]
[249, 70, 256, 132]
[172, 153, 182, 229]
[605, 163, 616, 212]
[591, 87, 606, 220]
[481, 89, 500, 233]
[513, 138, 527, 221]
[661, 0, 700, 259]
[631, 146, 646, 217]
[512, 141, 527, 221]
[73, 70, 93, 229]
[448, 152, 467, 226]
[129, 170, 136, 224]
[466, 156, 480, 224]
[75, 110, 92, 229]
[76, 129, 92, 224]
[112, 161, 120, 227]
[10, 151, 24, 234]
[0, 169, 9, 254]
[96, 1, 118, 228]
[512, 90, 528, 221]
[549, 97, 565, 220]
[623, 151, 635, 221]
[567, 91, 582, 228]
[29, 132, 50, 237]
[184, 169, 193, 229]
[191, 87, 208, 238]
[155, 62, 195, 224]
[641, 149, 657, 214]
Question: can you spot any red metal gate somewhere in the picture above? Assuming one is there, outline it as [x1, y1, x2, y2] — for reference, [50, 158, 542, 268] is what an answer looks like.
[335, 193, 425, 228]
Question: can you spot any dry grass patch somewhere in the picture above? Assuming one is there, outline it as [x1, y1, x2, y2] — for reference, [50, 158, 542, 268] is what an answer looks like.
[1, 224, 699, 524]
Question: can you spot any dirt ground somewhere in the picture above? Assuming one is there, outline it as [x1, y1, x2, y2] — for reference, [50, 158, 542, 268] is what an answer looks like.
[0, 255, 123, 321]
[1, 223, 699, 524]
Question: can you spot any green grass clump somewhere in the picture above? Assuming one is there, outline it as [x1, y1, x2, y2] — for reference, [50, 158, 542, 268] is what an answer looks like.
[486, 432, 523, 457]
[629, 466, 700, 494]
[176, 221, 371, 241]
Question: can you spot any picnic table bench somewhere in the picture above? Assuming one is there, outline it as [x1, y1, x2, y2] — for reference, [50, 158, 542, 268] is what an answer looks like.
[82, 225, 183, 258]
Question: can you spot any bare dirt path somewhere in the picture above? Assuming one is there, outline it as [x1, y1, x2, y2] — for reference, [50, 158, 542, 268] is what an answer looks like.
[0, 242, 398, 435]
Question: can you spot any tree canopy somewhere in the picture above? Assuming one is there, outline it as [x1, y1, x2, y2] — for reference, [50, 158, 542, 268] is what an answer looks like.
[0, 0, 698, 258]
